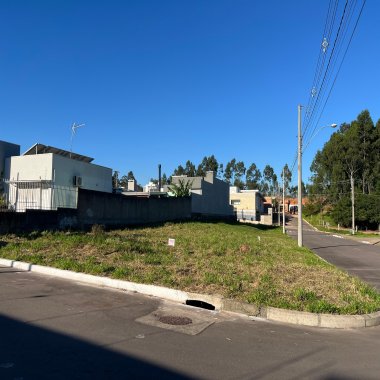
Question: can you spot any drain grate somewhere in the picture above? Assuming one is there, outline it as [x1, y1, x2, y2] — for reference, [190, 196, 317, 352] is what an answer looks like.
[158, 315, 193, 325]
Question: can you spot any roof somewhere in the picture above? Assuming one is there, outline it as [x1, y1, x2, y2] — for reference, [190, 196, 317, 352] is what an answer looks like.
[23, 143, 94, 163]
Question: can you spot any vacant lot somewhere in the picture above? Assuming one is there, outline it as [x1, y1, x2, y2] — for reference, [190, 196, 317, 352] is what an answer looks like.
[1, 221, 379, 314]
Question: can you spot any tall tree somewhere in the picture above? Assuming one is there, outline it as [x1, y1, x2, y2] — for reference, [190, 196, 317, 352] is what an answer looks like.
[184, 160, 196, 177]
[233, 161, 246, 189]
[120, 170, 136, 188]
[246, 163, 262, 190]
[309, 110, 380, 229]
[112, 171, 120, 188]
[196, 155, 219, 176]
[173, 165, 186, 176]
[281, 164, 292, 193]
[263, 165, 277, 196]
[224, 158, 236, 185]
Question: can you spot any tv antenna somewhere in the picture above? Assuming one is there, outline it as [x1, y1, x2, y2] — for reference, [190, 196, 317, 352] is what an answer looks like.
[70, 122, 85, 158]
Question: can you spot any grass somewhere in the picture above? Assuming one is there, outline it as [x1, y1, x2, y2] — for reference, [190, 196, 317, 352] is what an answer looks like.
[305, 215, 380, 237]
[1, 221, 379, 315]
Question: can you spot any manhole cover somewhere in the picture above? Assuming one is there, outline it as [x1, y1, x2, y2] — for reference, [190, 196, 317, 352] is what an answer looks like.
[158, 315, 192, 325]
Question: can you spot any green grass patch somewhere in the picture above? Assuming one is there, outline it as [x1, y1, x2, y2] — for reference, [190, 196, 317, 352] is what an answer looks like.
[1, 221, 379, 315]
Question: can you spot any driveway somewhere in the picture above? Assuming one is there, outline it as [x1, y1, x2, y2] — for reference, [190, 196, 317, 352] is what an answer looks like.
[286, 215, 380, 291]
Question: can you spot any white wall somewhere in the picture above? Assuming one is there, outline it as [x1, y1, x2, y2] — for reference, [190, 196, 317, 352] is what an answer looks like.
[5, 153, 112, 211]
[6, 154, 54, 181]
[52, 154, 112, 192]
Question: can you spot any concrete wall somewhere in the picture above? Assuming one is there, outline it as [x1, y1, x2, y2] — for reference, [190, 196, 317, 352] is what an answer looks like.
[172, 172, 233, 217]
[0, 208, 77, 234]
[77, 189, 192, 226]
[0, 189, 192, 233]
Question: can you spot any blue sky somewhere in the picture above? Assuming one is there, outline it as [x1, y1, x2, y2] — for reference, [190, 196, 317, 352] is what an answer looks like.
[1, 0, 378, 186]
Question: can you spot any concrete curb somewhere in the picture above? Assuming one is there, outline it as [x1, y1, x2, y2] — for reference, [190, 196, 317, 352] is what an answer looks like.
[1, 257, 379, 329]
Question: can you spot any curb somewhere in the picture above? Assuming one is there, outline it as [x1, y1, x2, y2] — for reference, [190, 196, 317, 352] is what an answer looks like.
[1, 258, 379, 329]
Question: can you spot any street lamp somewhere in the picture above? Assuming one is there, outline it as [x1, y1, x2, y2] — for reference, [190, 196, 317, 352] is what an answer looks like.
[297, 104, 337, 247]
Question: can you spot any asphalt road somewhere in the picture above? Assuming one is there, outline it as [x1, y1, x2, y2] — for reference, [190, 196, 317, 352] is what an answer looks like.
[286, 215, 380, 291]
[1, 265, 380, 379]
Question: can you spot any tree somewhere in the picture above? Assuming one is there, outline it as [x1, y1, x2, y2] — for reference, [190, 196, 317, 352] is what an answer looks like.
[169, 179, 193, 197]
[112, 171, 120, 188]
[119, 171, 136, 188]
[281, 164, 292, 193]
[196, 155, 219, 177]
[162, 173, 168, 185]
[184, 160, 196, 177]
[263, 165, 277, 196]
[173, 165, 186, 176]
[224, 159, 236, 185]
[233, 161, 246, 189]
[309, 110, 380, 230]
[246, 163, 262, 190]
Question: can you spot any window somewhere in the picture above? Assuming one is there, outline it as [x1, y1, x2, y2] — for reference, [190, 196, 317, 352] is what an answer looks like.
[231, 199, 240, 205]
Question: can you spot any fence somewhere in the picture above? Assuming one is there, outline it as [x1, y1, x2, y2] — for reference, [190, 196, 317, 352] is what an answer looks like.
[0, 179, 78, 212]
[234, 210, 260, 221]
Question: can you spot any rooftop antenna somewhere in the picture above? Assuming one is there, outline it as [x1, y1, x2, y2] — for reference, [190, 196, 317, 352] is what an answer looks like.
[70, 122, 85, 158]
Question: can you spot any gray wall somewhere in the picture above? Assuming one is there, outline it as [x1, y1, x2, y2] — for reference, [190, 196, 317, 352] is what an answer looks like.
[0, 189, 192, 233]
[76, 189, 191, 226]
[172, 172, 233, 217]
[191, 179, 233, 217]
[0, 140, 20, 178]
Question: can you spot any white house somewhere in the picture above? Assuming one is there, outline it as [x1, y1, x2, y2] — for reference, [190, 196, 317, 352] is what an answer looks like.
[4, 143, 112, 211]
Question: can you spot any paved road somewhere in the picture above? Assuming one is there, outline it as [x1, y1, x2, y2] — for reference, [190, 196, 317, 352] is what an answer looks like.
[1, 266, 380, 379]
[286, 215, 380, 291]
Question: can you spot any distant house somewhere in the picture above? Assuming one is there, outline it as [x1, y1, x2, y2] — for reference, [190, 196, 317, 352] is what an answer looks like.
[170, 171, 233, 218]
[4, 143, 112, 211]
[229, 187, 266, 222]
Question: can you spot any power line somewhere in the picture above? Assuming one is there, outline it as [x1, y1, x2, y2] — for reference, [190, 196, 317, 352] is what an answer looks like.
[303, 0, 366, 152]
[303, 0, 349, 144]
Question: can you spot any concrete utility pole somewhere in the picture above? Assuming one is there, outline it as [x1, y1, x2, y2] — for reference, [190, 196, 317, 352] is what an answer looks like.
[350, 172, 355, 234]
[282, 168, 285, 234]
[297, 105, 303, 247]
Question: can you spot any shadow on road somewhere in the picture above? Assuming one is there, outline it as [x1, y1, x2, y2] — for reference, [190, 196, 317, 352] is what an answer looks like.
[0, 314, 191, 380]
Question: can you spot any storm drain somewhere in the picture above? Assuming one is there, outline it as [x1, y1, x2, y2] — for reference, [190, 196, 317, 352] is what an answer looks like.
[136, 305, 216, 335]
[158, 315, 192, 325]
[186, 300, 215, 310]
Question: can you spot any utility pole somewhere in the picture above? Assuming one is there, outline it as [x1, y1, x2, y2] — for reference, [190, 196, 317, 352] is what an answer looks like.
[350, 172, 355, 234]
[297, 105, 303, 247]
[282, 167, 285, 234]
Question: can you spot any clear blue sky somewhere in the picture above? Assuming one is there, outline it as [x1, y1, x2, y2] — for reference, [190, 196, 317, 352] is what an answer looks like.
[1, 0, 379, 186]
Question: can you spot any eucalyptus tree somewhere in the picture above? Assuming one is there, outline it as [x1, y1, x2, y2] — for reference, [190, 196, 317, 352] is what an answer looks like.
[196, 155, 219, 177]
[246, 163, 262, 190]
[233, 161, 246, 189]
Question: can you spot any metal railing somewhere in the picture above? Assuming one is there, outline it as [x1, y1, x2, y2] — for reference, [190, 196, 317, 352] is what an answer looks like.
[234, 210, 260, 221]
[0, 179, 78, 212]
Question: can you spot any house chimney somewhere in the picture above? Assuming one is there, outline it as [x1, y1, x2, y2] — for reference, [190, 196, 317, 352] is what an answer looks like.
[158, 164, 162, 192]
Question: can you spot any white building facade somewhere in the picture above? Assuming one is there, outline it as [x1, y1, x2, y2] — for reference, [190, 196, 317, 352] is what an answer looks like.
[4, 144, 112, 211]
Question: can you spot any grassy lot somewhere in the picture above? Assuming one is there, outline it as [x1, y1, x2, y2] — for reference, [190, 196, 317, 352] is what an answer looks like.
[1, 221, 379, 315]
